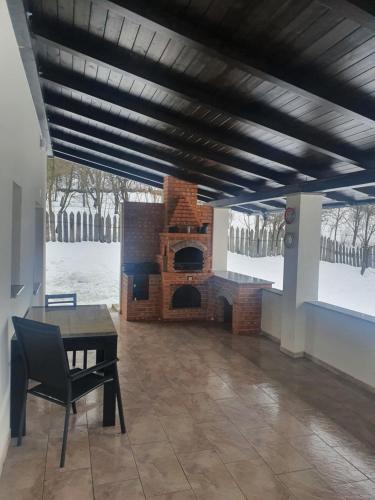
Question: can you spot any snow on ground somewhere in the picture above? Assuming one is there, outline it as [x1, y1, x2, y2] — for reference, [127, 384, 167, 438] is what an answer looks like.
[228, 252, 375, 317]
[46, 242, 121, 306]
[46, 243, 375, 316]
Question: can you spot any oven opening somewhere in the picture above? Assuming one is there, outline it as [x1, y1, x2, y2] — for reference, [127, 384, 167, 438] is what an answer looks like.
[172, 285, 201, 308]
[174, 247, 203, 271]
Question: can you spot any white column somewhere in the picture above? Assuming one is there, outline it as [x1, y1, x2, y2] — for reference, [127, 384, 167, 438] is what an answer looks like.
[212, 208, 229, 271]
[280, 193, 323, 356]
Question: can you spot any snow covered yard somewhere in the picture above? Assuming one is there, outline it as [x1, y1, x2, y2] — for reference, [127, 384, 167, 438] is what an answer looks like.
[46, 242, 121, 306]
[228, 252, 375, 317]
[46, 243, 375, 316]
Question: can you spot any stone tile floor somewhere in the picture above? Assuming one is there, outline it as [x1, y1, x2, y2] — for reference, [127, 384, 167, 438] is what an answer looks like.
[1, 315, 375, 499]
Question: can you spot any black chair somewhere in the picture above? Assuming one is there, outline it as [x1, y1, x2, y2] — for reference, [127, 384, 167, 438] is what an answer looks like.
[12, 316, 126, 468]
[45, 293, 82, 367]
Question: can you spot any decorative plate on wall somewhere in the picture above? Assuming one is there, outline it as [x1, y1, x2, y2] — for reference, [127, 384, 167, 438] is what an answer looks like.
[284, 207, 296, 225]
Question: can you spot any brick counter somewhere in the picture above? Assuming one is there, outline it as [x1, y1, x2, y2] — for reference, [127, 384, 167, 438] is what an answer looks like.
[211, 271, 273, 335]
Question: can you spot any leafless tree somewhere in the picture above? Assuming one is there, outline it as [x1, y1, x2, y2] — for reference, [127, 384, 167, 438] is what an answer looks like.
[359, 206, 375, 275]
[328, 208, 347, 242]
[267, 212, 285, 254]
[346, 206, 363, 247]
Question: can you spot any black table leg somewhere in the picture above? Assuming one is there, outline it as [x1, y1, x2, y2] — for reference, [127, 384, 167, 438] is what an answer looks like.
[102, 340, 117, 427]
[10, 339, 27, 438]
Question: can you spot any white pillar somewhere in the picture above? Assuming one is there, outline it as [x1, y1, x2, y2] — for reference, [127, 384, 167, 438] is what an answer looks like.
[212, 208, 229, 271]
[280, 193, 323, 357]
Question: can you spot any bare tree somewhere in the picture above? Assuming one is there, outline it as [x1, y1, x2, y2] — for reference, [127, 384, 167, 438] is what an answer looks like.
[46, 158, 55, 214]
[329, 208, 347, 242]
[57, 167, 76, 213]
[359, 206, 375, 275]
[347, 206, 363, 247]
[242, 213, 252, 232]
[266, 212, 285, 254]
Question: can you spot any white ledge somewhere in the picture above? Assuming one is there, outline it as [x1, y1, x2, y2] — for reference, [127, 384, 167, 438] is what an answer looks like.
[305, 300, 375, 324]
[262, 287, 283, 295]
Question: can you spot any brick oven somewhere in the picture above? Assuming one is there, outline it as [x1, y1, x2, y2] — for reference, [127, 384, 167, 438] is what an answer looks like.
[120, 176, 272, 334]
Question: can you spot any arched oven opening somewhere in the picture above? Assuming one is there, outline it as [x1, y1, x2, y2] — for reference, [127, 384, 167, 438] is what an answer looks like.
[174, 247, 203, 271]
[172, 285, 201, 309]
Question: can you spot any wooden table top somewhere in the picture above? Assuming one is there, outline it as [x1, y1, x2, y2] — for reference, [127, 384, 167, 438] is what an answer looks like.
[25, 304, 117, 339]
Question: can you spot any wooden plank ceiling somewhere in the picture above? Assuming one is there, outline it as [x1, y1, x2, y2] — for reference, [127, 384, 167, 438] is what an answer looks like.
[25, 0, 375, 213]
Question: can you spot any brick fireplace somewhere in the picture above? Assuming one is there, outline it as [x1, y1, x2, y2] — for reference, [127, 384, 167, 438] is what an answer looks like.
[120, 177, 272, 334]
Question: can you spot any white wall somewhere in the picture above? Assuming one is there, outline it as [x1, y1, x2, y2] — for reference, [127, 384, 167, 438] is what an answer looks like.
[261, 291, 375, 389]
[0, 1, 46, 473]
[212, 208, 229, 271]
[261, 288, 282, 341]
[304, 302, 375, 390]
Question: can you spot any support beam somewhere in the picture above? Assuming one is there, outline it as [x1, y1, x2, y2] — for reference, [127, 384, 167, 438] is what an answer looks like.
[89, 0, 375, 128]
[6, 0, 51, 153]
[45, 90, 296, 185]
[280, 193, 323, 356]
[51, 137, 247, 199]
[42, 80, 319, 180]
[324, 197, 375, 208]
[48, 113, 268, 193]
[50, 130, 247, 196]
[209, 170, 375, 207]
[52, 146, 165, 186]
[33, 21, 367, 166]
[53, 149, 218, 204]
[319, 0, 375, 32]
[45, 89, 361, 207]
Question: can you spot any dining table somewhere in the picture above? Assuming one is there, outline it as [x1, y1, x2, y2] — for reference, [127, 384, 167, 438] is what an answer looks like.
[10, 304, 118, 438]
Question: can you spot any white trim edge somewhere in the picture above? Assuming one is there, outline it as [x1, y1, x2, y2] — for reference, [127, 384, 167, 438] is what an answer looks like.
[0, 385, 10, 476]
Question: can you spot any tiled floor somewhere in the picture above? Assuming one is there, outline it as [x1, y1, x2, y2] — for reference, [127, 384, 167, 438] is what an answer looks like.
[1, 316, 375, 499]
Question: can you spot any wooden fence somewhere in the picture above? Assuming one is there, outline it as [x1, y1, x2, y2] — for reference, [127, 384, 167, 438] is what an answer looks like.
[228, 226, 285, 258]
[46, 211, 121, 243]
[228, 225, 375, 269]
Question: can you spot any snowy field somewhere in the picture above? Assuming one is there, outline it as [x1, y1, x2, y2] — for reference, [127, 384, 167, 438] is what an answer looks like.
[228, 252, 375, 317]
[46, 242, 121, 306]
[46, 243, 375, 316]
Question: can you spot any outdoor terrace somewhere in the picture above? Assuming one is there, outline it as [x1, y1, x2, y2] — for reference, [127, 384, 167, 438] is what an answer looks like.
[1, 316, 375, 499]
[2, 0, 375, 498]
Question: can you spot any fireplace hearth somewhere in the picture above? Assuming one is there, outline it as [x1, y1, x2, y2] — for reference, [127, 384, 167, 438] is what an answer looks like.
[172, 285, 201, 308]
[174, 247, 203, 271]
[120, 176, 272, 334]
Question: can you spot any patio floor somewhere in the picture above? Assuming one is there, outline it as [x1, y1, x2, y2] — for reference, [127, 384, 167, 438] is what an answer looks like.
[1, 315, 375, 499]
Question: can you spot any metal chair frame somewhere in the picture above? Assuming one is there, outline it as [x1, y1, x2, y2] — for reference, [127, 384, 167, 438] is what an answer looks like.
[12, 316, 126, 467]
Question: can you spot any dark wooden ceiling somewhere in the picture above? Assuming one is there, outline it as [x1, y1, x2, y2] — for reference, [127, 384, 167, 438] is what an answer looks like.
[19, 0, 375, 212]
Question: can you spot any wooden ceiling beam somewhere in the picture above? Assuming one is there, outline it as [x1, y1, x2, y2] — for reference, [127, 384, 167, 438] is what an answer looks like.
[53, 148, 219, 203]
[53, 147, 263, 212]
[210, 170, 375, 207]
[85, 0, 375, 128]
[33, 21, 366, 167]
[50, 132, 244, 196]
[48, 112, 270, 193]
[41, 66, 332, 179]
[318, 0, 375, 32]
[53, 148, 164, 187]
[44, 90, 296, 185]
[51, 132, 285, 212]
[43, 71, 368, 206]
